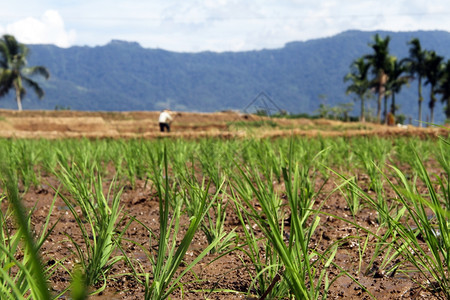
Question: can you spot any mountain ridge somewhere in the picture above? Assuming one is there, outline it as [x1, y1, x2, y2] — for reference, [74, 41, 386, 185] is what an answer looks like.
[1, 30, 449, 124]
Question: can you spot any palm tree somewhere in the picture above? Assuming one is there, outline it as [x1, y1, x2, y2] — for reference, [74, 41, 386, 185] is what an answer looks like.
[406, 38, 427, 127]
[364, 34, 391, 123]
[344, 57, 372, 122]
[437, 59, 450, 120]
[0, 34, 50, 111]
[423, 50, 444, 124]
[385, 57, 410, 118]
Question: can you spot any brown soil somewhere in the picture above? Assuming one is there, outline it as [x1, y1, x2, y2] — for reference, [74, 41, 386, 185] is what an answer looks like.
[1, 109, 448, 299]
[24, 170, 443, 299]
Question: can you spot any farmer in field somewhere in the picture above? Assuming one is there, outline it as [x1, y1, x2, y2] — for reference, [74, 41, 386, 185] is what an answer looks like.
[159, 109, 173, 132]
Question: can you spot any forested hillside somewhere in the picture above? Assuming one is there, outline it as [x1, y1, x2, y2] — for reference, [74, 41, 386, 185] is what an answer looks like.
[1, 30, 449, 124]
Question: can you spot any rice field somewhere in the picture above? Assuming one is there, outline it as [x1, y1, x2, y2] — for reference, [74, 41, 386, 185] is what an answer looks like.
[0, 133, 448, 299]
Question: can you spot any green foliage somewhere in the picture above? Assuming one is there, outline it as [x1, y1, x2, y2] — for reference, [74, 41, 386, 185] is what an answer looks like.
[231, 139, 338, 299]
[70, 266, 88, 300]
[126, 147, 224, 300]
[0, 34, 50, 111]
[0, 166, 54, 299]
[331, 136, 449, 298]
[53, 160, 125, 293]
[387, 149, 449, 297]
[8, 140, 41, 191]
[0, 135, 448, 298]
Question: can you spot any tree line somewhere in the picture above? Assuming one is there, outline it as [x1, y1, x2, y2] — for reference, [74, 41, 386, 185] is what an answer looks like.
[345, 34, 450, 126]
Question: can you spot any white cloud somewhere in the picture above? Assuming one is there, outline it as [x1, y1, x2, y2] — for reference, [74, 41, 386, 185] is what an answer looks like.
[2, 10, 76, 48]
[2, 1, 450, 52]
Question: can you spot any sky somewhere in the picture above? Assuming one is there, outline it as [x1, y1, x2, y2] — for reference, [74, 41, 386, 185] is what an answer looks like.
[1, 1, 450, 52]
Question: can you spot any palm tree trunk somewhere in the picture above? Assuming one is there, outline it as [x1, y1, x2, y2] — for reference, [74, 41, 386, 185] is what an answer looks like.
[377, 73, 387, 124]
[15, 85, 22, 111]
[383, 95, 388, 124]
[430, 89, 436, 124]
[360, 97, 365, 123]
[418, 78, 423, 127]
[418, 100, 423, 127]
[445, 97, 450, 119]
[377, 92, 382, 123]
[391, 93, 396, 115]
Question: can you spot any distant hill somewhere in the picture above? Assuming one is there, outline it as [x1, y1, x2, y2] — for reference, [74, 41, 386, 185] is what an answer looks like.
[1, 30, 450, 124]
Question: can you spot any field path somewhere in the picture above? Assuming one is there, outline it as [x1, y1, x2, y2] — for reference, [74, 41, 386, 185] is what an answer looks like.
[0, 109, 446, 139]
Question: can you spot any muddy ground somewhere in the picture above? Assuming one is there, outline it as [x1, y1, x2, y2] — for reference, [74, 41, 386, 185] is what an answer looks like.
[1, 109, 448, 299]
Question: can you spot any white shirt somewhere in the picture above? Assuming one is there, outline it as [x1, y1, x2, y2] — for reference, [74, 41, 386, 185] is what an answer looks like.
[159, 111, 173, 123]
